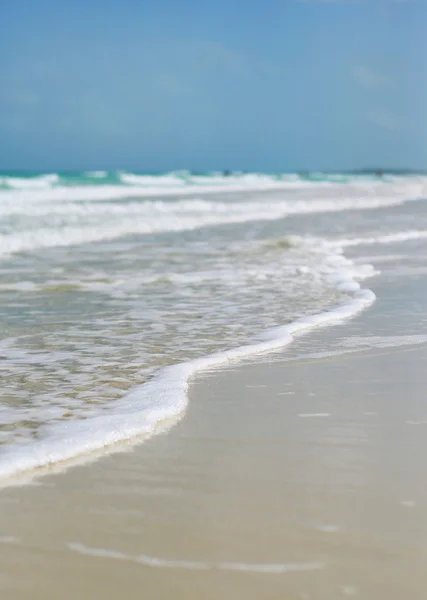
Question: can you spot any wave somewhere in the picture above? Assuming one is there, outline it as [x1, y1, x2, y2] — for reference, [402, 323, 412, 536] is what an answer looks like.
[1, 178, 426, 484]
[0, 187, 425, 257]
[0, 169, 426, 194]
[0, 173, 60, 190]
[327, 230, 427, 248]
[0, 235, 376, 485]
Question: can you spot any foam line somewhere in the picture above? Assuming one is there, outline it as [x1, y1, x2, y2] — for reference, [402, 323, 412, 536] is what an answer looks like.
[0, 279, 375, 483]
[298, 413, 331, 418]
[68, 543, 325, 573]
[0, 174, 424, 204]
[328, 230, 427, 248]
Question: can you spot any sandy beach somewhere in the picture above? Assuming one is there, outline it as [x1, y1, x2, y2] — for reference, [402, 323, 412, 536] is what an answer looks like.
[1, 0, 426, 596]
[1, 272, 427, 599]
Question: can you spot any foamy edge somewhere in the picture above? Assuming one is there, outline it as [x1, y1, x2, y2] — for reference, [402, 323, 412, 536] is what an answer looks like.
[0, 268, 375, 485]
[68, 542, 325, 573]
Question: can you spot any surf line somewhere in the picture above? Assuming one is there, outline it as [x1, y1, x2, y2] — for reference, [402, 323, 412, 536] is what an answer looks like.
[0, 248, 376, 485]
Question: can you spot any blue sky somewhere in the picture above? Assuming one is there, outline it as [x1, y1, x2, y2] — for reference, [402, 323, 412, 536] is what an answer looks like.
[0, 0, 426, 171]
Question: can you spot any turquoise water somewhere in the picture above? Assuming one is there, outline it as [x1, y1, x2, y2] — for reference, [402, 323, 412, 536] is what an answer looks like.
[0, 169, 404, 191]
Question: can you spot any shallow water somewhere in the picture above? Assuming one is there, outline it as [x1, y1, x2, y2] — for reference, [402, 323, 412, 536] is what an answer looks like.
[0, 171, 426, 480]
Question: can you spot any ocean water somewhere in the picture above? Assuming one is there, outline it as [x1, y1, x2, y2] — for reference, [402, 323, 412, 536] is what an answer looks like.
[0, 170, 426, 482]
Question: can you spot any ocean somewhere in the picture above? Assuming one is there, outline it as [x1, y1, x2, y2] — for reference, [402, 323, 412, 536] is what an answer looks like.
[0, 170, 426, 483]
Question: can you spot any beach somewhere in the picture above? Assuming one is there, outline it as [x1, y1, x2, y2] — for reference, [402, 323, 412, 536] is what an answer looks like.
[2, 0, 426, 594]
[1, 269, 427, 599]
[0, 172, 427, 598]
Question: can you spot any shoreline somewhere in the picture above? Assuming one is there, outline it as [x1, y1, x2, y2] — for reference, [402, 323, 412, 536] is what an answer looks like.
[0, 240, 376, 486]
[3, 227, 425, 487]
[0, 270, 427, 598]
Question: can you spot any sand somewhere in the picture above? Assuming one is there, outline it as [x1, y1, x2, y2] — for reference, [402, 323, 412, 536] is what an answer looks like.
[1, 276, 427, 599]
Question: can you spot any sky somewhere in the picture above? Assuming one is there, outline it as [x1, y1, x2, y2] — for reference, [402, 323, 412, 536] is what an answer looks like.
[0, 0, 426, 172]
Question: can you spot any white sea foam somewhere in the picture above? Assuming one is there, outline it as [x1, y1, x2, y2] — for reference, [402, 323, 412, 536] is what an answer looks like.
[120, 172, 192, 187]
[68, 542, 325, 573]
[0, 172, 424, 203]
[0, 235, 376, 483]
[0, 188, 425, 257]
[1, 176, 425, 483]
[270, 331, 427, 366]
[0, 175, 312, 202]
[1, 174, 59, 190]
[339, 334, 427, 349]
[298, 413, 331, 418]
[329, 230, 427, 248]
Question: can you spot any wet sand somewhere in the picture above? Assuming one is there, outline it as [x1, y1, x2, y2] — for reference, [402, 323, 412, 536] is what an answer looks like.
[1, 277, 427, 599]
